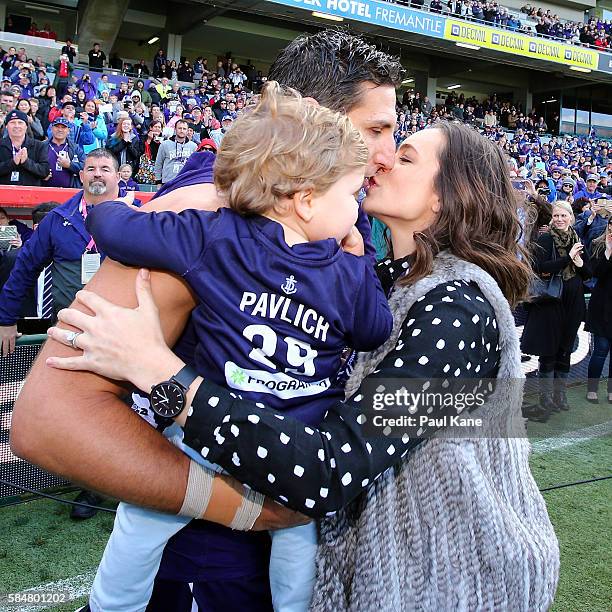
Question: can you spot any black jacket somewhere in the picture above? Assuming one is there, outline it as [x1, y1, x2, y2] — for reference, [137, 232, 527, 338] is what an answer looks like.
[108, 135, 140, 173]
[586, 248, 612, 338]
[0, 137, 49, 186]
[521, 231, 592, 356]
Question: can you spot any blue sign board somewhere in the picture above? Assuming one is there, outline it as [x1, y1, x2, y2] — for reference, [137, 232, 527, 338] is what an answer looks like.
[265, 0, 446, 39]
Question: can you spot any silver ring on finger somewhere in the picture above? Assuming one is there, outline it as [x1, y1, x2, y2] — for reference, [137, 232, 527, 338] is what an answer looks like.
[65, 330, 82, 350]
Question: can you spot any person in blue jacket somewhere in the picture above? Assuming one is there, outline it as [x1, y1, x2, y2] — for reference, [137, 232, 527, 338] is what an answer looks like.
[46, 101, 94, 149]
[574, 173, 607, 202]
[0, 148, 121, 357]
[44, 117, 86, 188]
[575, 197, 612, 253]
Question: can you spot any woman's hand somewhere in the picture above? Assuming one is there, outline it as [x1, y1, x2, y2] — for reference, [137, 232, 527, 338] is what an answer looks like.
[252, 498, 311, 531]
[46, 269, 183, 391]
[9, 233, 22, 249]
[569, 242, 584, 267]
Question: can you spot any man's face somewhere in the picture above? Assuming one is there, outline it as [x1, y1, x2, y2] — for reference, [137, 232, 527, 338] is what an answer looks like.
[80, 156, 119, 197]
[1, 95, 15, 111]
[162, 78, 168, 86]
[175, 123, 188, 139]
[7, 119, 27, 141]
[586, 179, 597, 193]
[0, 211, 9, 226]
[51, 123, 69, 142]
[63, 105, 75, 120]
[346, 83, 397, 180]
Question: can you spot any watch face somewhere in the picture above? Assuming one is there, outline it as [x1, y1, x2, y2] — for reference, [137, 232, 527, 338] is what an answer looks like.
[150, 381, 186, 418]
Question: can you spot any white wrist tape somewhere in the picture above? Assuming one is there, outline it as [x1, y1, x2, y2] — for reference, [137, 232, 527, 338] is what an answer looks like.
[230, 486, 265, 531]
[178, 460, 215, 518]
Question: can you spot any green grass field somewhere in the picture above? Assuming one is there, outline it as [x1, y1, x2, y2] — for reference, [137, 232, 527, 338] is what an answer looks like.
[0, 385, 610, 611]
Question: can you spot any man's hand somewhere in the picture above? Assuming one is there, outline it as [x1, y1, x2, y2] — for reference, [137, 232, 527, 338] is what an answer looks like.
[13, 150, 22, 165]
[590, 200, 603, 220]
[57, 153, 71, 169]
[0, 324, 19, 356]
[19, 147, 28, 164]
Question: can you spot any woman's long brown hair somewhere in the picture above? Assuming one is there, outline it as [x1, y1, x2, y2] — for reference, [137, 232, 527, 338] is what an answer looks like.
[398, 122, 532, 308]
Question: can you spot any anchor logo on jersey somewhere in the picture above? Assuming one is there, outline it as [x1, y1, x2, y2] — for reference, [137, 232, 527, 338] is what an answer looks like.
[281, 275, 297, 295]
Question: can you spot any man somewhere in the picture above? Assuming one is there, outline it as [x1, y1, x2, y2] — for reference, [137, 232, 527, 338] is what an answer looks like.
[61, 39, 77, 63]
[575, 172, 607, 202]
[52, 53, 73, 98]
[44, 117, 85, 188]
[154, 120, 197, 186]
[46, 101, 95, 149]
[155, 77, 171, 104]
[12, 31, 401, 609]
[0, 89, 16, 134]
[0, 147, 121, 354]
[88, 43, 106, 71]
[598, 172, 612, 197]
[0, 110, 49, 186]
[134, 59, 150, 79]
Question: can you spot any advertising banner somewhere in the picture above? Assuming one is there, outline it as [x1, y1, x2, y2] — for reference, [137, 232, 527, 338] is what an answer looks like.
[444, 19, 600, 71]
[265, 0, 446, 38]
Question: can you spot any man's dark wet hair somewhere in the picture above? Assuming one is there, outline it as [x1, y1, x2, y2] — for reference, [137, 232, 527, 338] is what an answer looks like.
[268, 29, 404, 113]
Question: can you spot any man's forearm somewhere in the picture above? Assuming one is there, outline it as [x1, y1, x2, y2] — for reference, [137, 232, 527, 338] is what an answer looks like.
[10, 258, 196, 513]
[12, 366, 190, 512]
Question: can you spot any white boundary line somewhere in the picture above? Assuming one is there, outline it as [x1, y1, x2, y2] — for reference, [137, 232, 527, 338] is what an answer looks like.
[0, 570, 95, 612]
[531, 421, 612, 454]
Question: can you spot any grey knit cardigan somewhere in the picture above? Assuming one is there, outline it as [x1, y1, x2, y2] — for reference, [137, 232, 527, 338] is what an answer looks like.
[311, 251, 560, 612]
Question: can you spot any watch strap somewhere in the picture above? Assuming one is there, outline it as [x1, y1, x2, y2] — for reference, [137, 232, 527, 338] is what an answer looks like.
[171, 364, 199, 392]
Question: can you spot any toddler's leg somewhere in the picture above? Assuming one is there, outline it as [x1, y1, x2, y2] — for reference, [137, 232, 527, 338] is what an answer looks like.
[269, 523, 317, 612]
[89, 502, 191, 612]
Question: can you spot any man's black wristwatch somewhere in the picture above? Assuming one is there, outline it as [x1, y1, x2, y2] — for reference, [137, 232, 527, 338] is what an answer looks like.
[150, 365, 199, 418]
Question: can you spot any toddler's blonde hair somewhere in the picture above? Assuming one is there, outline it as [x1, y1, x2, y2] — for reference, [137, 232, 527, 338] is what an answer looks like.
[215, 81, 368, 216]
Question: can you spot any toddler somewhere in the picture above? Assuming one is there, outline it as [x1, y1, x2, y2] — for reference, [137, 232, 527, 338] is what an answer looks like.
[86, 82, 392, 612]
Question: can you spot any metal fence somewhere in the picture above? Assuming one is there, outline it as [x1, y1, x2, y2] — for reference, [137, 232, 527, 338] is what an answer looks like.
[0, 335, 72, 505]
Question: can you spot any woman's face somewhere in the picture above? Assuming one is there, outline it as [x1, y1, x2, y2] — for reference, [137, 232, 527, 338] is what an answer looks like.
[149, 123, 161, 137]
[364, 128, 443, 232]
[47, 87, 55, 98]
[551, 206, 572, 231]
[85, 100, 96, 114]
[121, 119, 132, 133]
[17, 99, 30, 113]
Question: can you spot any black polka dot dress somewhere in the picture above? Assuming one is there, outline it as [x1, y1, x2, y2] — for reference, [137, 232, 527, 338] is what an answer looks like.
[183, 255, 501, 517]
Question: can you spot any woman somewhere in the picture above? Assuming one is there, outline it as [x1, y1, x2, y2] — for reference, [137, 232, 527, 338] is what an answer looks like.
[169, 59, 178, 81]
[82, 99, 108, 153]
[38, 85, 57, 130]
[75, 88, 87, 110]
[522, 201, 591, 421]
[585, 218, 612, 404]
[166, 105, 184, 131]
[107, 116, 140, 174]
[48, 123, 559, 611]
[134, 79, 152, 106]
[135, 120, 162, 185]
[16, 98, 44, 140]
